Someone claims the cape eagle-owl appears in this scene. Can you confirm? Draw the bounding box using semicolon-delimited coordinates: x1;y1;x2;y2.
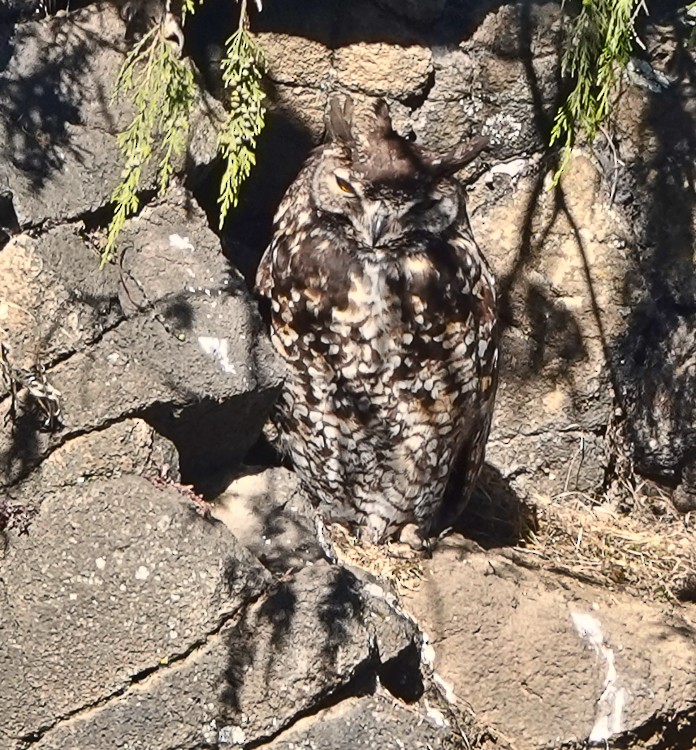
256;98;499;544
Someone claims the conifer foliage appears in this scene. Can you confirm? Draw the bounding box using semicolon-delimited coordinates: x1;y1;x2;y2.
106;0;265;263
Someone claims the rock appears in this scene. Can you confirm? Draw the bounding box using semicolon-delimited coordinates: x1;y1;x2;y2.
614;311;696;481
0;3;223;228
0;187;283;487
212;466;327;575
466;154;628;501
256;33;331;88
259;691;459;749
334;43;433;101
411;4;560;156
12;418;179;501
402;541;696;749
673;488;696;513
0;473;270;747
0;230;122;391
266;84;329;141
9;552;432;750
220;562;375;740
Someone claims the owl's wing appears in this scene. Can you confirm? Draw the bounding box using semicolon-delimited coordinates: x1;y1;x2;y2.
435;262;499;534
255;243;274;297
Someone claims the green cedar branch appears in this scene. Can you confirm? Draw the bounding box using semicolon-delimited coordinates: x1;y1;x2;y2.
104;26;196;266
217;0;266;229
550;0;647;186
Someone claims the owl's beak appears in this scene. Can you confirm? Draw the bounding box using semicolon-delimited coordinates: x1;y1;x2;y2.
367;205;388;247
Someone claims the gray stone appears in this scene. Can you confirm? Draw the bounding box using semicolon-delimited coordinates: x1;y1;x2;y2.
27;630;237;750
0;4;223;228
261;691;459;749
212;467;423;676
212;467;327;575
16;558;427;750
0;229;122;394
334;43;433;101
0;187;283;486
12;418;179;500
614;312;696;480
256;33;331;88
267;84;329;142
0;473;270;748
219;562;376;742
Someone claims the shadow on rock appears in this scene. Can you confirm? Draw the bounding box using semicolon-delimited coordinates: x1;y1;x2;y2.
1;394;48;487
611;13;696;497
216;562;381;743
454;462;538;549
0;17;119;195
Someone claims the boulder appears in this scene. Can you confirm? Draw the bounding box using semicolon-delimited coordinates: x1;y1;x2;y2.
0;472;270;748
0;187;283;487
259;691;460;749
0;3;222;228
402;540;696;749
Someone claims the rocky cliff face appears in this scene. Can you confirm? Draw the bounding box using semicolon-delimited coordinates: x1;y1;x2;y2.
0;2;694;750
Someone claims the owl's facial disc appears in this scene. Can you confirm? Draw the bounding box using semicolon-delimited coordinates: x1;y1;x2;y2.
401;180;460;235
354;186;458;249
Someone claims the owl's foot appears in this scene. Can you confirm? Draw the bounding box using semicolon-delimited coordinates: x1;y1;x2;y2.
397;523;430;553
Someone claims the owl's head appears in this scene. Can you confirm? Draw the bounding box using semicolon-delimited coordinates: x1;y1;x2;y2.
310;97;488;250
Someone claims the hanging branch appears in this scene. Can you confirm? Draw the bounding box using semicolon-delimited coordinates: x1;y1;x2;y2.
549;0;647;185
217;0;267;228
104;24;197;265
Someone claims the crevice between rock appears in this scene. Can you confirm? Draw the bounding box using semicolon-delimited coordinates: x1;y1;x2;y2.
242;653;380;749
16;594;265;748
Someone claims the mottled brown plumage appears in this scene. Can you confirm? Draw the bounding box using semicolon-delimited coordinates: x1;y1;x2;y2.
257;98;498;544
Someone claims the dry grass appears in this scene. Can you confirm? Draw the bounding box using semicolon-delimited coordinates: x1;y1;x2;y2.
328;523;424;594
324;478;695;605
516;481;696;603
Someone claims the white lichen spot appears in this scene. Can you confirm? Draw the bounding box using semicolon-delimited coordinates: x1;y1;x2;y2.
487;157;528;181
95;557;106;570
571;610;627;742
218;725;246;746
169;234;195;252
198;336;237;374
135;565;150;581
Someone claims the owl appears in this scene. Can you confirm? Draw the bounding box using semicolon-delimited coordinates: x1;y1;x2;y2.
256;98;499;545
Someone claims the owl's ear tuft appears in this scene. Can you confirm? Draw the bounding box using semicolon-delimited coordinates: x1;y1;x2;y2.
431;136;489;177
327;96;355;145
373;99;395;137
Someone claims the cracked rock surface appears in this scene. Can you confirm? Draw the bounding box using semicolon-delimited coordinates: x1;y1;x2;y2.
0;185;282;487
0;469;269;747
403;540;696;749
0;3;222;227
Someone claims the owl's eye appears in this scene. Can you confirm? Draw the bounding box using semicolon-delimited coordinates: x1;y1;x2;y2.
336;175;357;195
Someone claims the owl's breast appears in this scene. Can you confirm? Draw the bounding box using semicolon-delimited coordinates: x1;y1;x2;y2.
268;226;496;396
